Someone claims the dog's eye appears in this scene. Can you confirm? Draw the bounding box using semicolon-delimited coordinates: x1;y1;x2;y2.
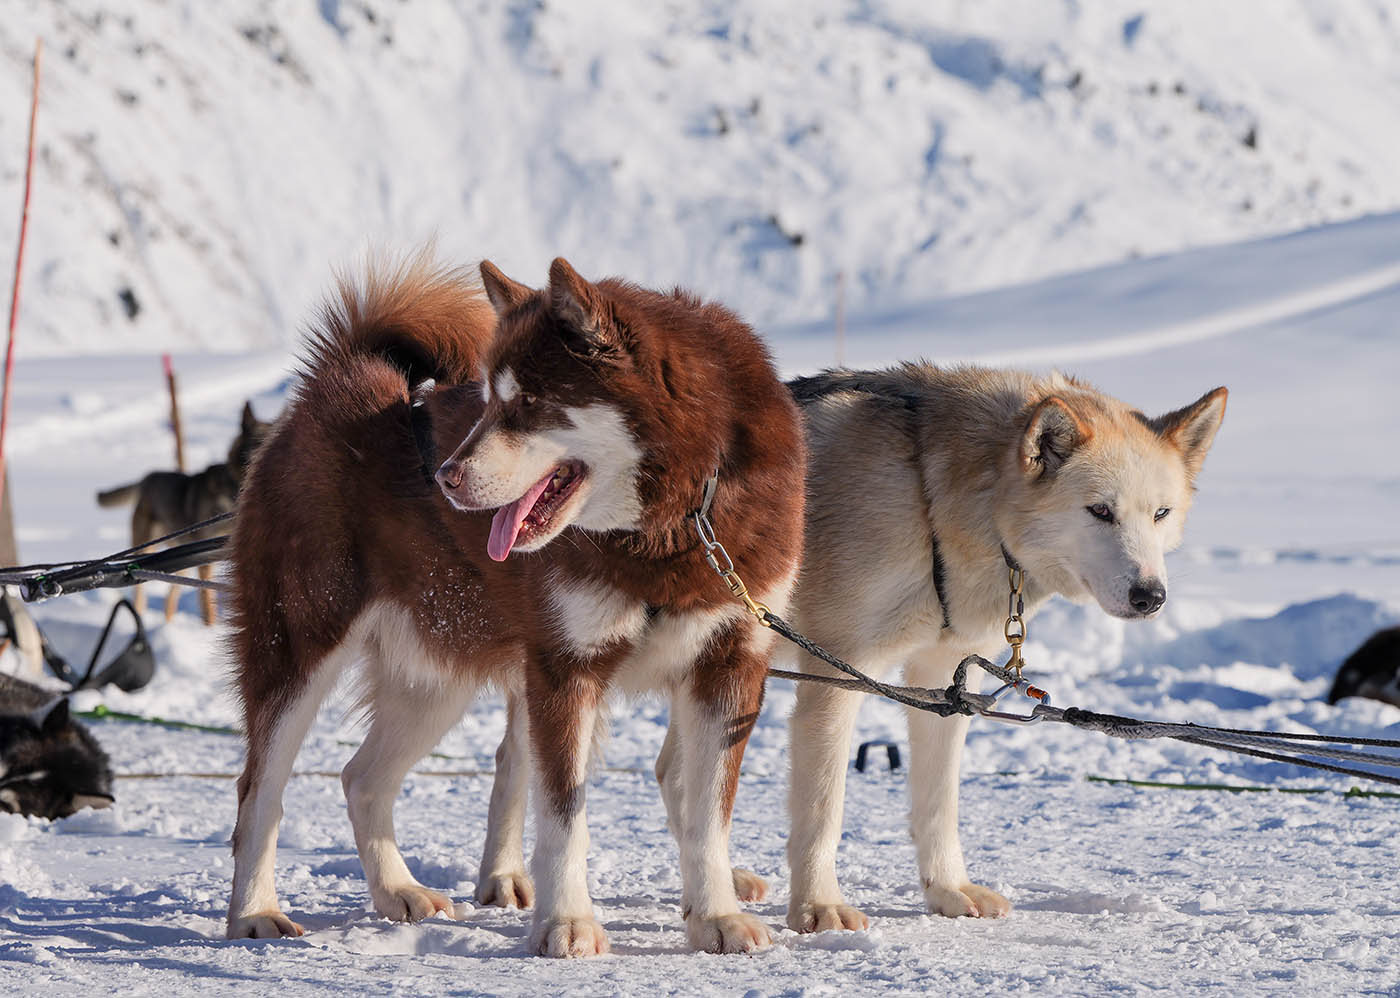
521;393;536;407
1086;503;1115;523
1154;507;1171;522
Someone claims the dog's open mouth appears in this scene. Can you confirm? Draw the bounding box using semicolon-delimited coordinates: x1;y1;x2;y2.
486;462;587;561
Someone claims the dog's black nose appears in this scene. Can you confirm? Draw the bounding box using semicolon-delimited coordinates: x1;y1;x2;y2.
435;461;464;490
1129;581;1166;615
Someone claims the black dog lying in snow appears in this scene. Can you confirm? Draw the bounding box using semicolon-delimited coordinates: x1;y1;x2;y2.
1327;627;1400;710
0;673;114;819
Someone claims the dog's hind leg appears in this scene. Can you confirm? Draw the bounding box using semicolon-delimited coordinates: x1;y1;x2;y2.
198;564;217;625
341;661;477;924
655;713;768;903
477;685;534;908
227;641;351;939
785;668;870;933
130;507;154;617
904;643;1010;919
164;576;182;622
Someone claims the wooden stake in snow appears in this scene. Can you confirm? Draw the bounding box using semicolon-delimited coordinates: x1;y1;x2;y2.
0;39;41;538
163;353;186;472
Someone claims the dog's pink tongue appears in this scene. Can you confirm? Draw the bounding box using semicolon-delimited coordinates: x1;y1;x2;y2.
486;472;555;562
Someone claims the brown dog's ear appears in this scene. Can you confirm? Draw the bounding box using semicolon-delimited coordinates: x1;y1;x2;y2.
548;257;618;353
1151;386;1227;478
241;401;257;432
479;260;532;314
1020;396;1091;477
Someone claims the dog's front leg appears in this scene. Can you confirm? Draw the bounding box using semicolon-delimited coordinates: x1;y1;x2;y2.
525;659;609;957
477;685;535;908
905;645;1011;919
673;625;772;954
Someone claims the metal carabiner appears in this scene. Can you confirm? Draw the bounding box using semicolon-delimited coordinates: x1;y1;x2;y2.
978;677;1053;725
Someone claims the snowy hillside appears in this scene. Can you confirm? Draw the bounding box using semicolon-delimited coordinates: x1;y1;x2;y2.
5;1;1400;353
3;209;1398;995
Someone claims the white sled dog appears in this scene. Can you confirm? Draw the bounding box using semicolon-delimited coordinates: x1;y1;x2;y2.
780;364;1226;932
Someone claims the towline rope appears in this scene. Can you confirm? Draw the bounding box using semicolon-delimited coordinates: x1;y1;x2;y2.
1;511;233;601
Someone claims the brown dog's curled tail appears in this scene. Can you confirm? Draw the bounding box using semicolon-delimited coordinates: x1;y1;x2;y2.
304;249;496;389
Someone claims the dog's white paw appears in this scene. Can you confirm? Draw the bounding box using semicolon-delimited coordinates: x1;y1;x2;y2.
731;867;769;903
476;870;535;909
686;912;772;953
371;883;457;923
226;909;305;939
786;901;869;934
531;916;611;957
924;881;1012;919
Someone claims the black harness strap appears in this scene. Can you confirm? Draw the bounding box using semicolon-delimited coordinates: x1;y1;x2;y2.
930;533;952;631
900;394;952;630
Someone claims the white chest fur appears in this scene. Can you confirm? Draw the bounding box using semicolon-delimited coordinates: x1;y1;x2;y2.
544;574;747;693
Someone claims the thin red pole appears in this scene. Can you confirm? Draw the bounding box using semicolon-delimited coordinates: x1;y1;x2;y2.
163;353;185;471
0;39;42;514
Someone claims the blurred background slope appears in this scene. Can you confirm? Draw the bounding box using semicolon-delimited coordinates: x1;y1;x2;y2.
4;0;1400;354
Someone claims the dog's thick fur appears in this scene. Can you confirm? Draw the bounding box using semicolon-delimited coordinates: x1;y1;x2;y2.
225;255;804;957
0;673;114;819
97;403;273;622
778;364;1226;932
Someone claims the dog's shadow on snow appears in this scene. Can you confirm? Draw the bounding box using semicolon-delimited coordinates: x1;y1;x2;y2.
0;885;235;968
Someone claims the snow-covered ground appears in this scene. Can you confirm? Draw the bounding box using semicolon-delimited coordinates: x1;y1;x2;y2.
2;209;1398;995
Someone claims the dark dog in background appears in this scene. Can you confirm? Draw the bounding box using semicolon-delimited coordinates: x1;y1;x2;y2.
1328;627;1400;709
97;402;273;623
0;672;114;819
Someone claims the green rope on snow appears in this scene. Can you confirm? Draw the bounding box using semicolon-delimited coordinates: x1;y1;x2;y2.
76;704;465;761
1085;774;1400;799
78;704;239;735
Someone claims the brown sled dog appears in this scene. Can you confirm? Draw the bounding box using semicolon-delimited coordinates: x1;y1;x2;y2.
97;403;272;623
225;256;804;957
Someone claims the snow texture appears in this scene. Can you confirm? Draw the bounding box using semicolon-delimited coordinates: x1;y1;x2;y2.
1;3;1399;996
4;1;1400;351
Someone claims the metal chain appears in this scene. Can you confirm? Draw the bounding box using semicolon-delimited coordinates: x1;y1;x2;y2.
1003;564;1027;680
691;476;772;625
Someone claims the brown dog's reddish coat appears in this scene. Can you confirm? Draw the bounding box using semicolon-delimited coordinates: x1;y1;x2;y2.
226;255;804;957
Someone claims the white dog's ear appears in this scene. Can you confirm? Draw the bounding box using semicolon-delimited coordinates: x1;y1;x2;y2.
548;257;619;353
479;260;532;314
1020;396;1090;476
1152;387;1228;478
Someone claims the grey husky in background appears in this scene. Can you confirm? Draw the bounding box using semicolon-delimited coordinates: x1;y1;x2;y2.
97;402;272;622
